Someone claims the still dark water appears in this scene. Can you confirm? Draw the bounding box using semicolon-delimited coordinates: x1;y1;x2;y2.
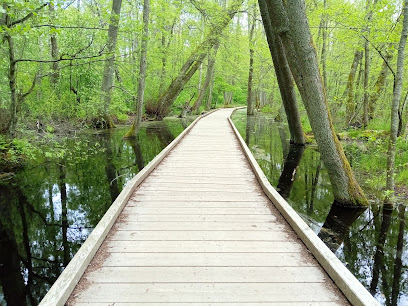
0;118;192;305
232;109;408;306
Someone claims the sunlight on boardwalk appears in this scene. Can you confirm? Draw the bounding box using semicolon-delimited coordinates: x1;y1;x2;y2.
68;109;349;305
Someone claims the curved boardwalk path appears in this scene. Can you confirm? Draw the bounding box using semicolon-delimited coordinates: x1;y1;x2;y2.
68;109;349;305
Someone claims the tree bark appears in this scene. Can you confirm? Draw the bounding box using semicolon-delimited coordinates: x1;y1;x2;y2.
153;0;244;119
398;90;408;136
49;2;59;87
258;0;305;145
320;0;328;93
368;51;393;120
246;5;256;116
342;50;363;123
192;40;220;113
386;0;408;200
363;39;370;127
265;0;367;206
5;33;18;136
124;0;150;138
100;0;123;128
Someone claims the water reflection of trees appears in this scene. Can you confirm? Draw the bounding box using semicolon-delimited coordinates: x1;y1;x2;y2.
0;121;186;305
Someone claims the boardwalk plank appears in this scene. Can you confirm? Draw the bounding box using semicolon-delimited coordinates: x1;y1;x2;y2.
102;252;318;267
106;240;304;253
73;283;342;303
111;230;292;241
84;266;327;283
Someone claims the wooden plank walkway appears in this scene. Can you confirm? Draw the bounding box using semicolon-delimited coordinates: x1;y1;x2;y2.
65;109;349;305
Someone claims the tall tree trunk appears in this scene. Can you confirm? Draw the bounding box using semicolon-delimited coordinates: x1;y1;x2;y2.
246;5;256;116
153;0;244;119
124;0;150;138
368;51;393;120
363;39;370;127
397;90;408;136
49;2;59;87
192;41;220;113
342;50;363;123
320;0;328;93
362;0;379;127
5;33;18;136
258;0;305;145
100;0;123;128
265;0;367;206
386;0;408;201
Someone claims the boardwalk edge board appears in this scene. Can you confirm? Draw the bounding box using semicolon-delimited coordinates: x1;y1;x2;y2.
39;110;218;306
228;108;380;306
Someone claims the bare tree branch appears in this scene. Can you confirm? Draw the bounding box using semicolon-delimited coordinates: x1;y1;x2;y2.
11;3;49;26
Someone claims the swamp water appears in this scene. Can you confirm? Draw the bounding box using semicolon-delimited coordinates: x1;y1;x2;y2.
232;109;408;306
0;118;192;305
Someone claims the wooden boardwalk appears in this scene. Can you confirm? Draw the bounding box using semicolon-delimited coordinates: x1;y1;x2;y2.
41;109;378;305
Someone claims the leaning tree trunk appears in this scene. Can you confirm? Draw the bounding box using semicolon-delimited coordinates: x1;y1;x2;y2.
265;0;367;206
386;0;408;203
100;0;123;128
368;51;393;120
342;50;363;123
191;40;220;114
124;0;150;138
5;33;18;136
258;0;305;145
246;5;256;116
154;0;244;119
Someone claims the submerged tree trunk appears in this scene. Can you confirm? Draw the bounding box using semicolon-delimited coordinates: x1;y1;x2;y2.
386;0;408;201
153;0;244;119
124;0;150;138
264;0;367;206
246;5;256;116
258;0;305;145
100;0;123;128
192;41;220;114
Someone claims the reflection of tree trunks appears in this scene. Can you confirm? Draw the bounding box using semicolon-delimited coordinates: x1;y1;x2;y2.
369;206;392;295
391;205;406;306
126;137;145;172
278;126;289;159
245;115;255;145
103;137;120;204
318;201;366;252
16;189;35;305
0;186;27;306
309;160;321;212
146;123;175;147
277;145;305;199
58;163;70;267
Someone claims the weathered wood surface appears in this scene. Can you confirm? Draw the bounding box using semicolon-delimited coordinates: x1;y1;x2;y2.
68;109;350;305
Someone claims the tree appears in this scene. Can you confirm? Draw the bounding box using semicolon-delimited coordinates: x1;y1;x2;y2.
246;4;257;116
258;0;305;145
100;0;123;128
385;0;408;203
0;2;48;136
263;0;367;206
124;0;150;138
150;0;244;119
